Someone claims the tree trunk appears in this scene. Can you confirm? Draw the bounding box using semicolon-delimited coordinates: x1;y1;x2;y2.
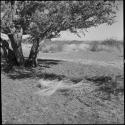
1;38;19;71
0;40;8;62
27;38;40;67
7;29;24;66
1;1;25;68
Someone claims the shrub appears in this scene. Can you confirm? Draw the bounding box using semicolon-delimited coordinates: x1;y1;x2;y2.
89;41;100;52
40;44;63;53
101;39;123;48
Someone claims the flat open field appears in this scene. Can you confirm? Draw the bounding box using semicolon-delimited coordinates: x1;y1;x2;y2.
2;41;124;124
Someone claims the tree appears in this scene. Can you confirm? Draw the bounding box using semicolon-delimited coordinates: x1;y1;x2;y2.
1;1;118;67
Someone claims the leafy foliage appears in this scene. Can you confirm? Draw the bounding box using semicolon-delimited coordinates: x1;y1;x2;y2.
1;1;118;40
0;1;119;67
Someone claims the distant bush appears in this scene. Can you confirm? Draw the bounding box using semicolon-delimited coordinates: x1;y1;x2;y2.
63;44;78;52
67;40;85;45
101;39;123;50
89;41;100;52
89;39;123;52
40;44;63;53
38;39;123;53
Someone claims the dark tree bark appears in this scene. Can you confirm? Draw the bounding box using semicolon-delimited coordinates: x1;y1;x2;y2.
1;38;18;71
27;37;40;67
7;28;24;66
0;38;8;62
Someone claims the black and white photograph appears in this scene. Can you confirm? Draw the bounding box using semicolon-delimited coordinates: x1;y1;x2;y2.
1;1;124;124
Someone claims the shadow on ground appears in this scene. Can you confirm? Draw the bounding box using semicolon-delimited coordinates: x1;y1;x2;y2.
37;59;61;68
1;58;84;83
85;75;124;99
1;58;124;99
1;58;66;80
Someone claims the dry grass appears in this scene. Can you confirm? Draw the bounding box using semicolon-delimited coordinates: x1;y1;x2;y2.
1;38;124;124
1;58;124;124
37;39;123;53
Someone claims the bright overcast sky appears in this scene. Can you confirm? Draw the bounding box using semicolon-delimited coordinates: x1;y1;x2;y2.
53;1;123;41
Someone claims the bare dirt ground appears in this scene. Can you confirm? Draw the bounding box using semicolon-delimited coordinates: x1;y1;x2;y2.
2;46;124;124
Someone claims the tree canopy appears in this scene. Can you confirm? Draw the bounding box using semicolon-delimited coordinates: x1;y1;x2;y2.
1;1;118;40
0;1;119;68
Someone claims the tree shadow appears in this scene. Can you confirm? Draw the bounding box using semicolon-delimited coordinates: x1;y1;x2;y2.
7;71;66;81
85;76;112;86
37;59;61;65
1;58;85;86
69;78;83;84
1;58;66;81
85;75;124;100
37;58;63;68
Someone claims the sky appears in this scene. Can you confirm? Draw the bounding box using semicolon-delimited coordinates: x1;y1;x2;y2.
53;1;123;41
